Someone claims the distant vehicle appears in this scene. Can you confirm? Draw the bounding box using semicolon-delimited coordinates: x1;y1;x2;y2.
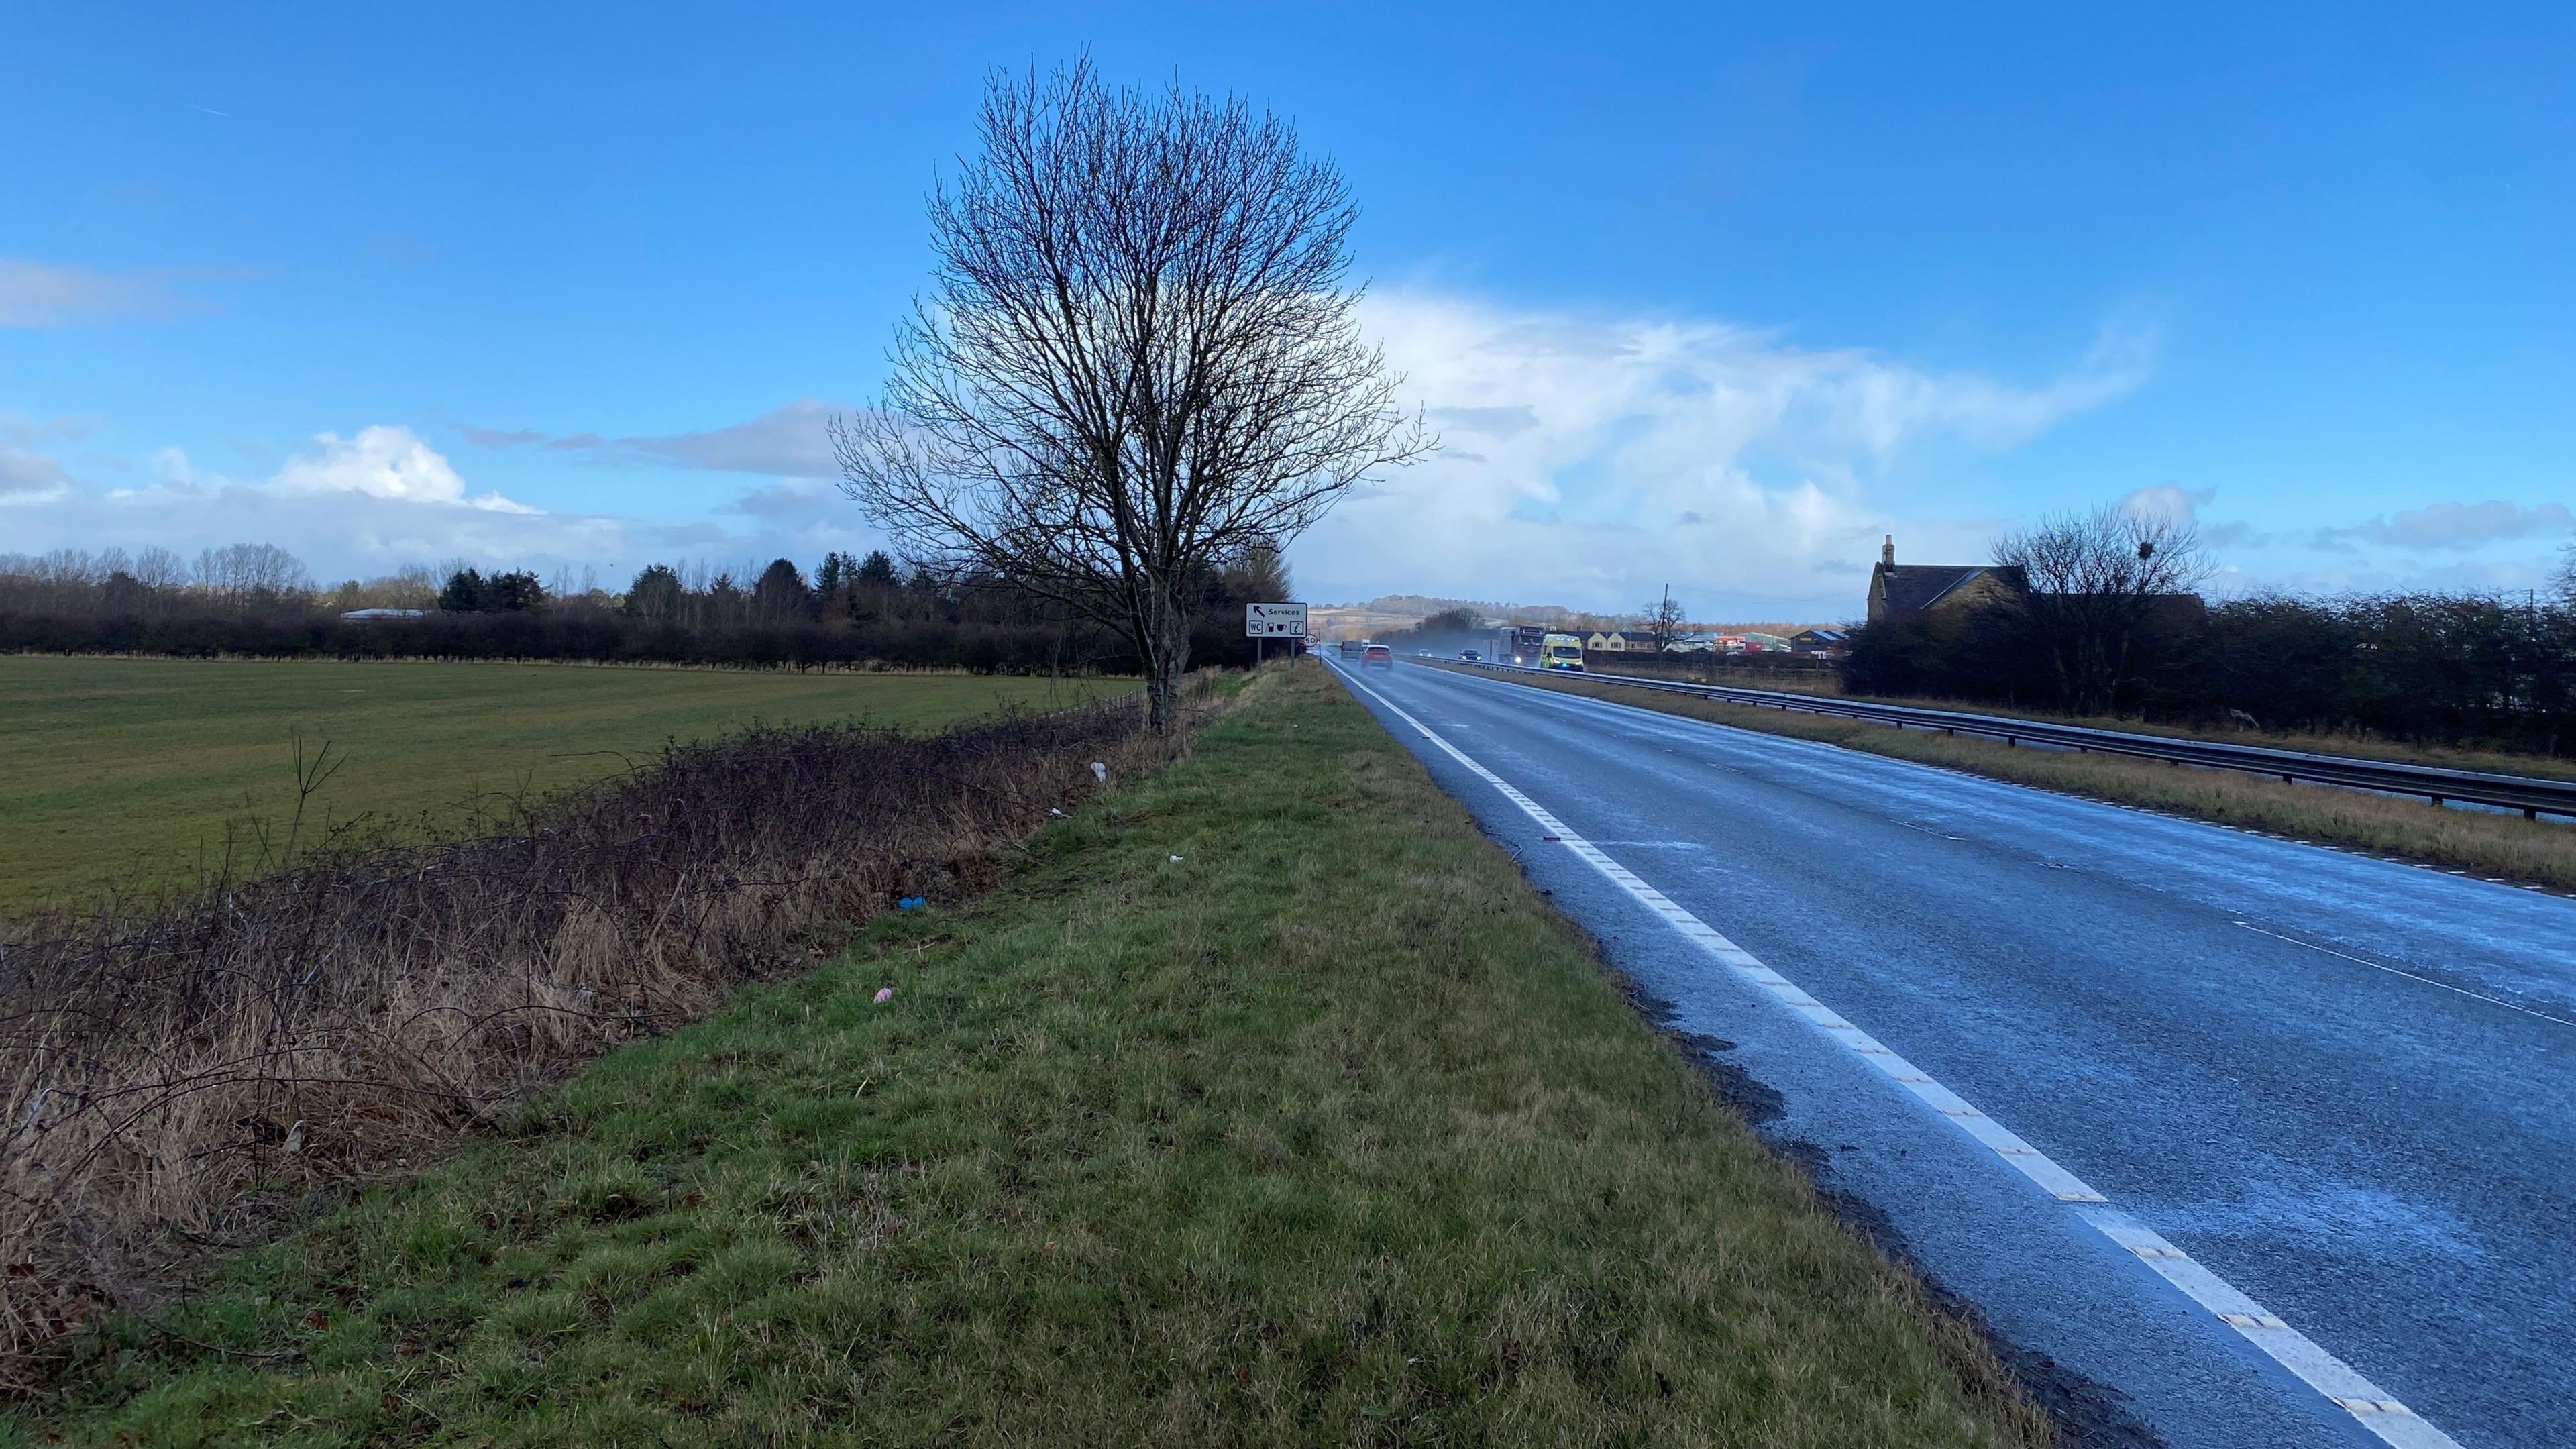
1509;624;1549;665
1460;649;1480;662
1541;632;1585;671
1338;639;1362;657
1362;643;1393;669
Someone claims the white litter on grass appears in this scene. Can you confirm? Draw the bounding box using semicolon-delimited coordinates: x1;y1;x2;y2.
1169;855;1183;863
1090;761;1108;783
1049;808;1064;816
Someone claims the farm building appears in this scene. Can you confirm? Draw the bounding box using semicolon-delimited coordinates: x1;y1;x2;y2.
1865;536;2029;625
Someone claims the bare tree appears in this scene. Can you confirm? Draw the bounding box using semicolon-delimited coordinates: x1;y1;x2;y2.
2554;541;2575;608
1991;503;2212;714
833;58;1430;729
1638;585;1686;653
131;546;189;590
193;543;313;601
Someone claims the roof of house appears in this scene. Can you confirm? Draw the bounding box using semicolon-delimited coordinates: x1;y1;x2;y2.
1874;564;2027;616
1792;627;1849;643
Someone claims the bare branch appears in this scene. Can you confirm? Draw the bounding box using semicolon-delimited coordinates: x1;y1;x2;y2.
837;59;1431;727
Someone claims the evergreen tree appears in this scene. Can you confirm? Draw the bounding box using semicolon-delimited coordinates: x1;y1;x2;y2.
438;568;487;612
625;564;683;621
753;558;812;622
487;570;547;611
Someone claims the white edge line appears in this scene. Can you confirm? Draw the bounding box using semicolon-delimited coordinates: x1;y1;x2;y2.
1433;659;2575;902
1332;661;2463;1449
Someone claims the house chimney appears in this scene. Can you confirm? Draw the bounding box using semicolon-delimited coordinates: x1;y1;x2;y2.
1881;534;1895;567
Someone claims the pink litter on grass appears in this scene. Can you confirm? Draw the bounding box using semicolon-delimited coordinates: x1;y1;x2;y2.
873;987;894;1004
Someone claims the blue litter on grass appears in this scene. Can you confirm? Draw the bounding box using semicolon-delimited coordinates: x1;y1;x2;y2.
897;896;926;910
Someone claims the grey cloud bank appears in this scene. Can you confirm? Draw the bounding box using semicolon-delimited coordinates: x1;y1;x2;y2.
0;258;222;327
2323;500;2576;551
460;398;845;479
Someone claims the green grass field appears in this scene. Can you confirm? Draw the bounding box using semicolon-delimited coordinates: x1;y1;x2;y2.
9;662;2039;1447
0;656;1135;916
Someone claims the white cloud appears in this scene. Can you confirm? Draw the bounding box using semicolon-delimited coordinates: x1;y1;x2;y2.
266;425;532;511
1289;290;2153;618
2115;483;2214;527
4;421;890;582
151;446;198;490
18;427;620;576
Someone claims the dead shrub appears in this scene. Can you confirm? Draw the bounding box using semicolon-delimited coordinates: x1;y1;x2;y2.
0;682;1208;1385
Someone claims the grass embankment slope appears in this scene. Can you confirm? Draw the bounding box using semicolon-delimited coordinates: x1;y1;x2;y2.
11;661;2040;1448
0;656;1133;914
1428;660;2576;892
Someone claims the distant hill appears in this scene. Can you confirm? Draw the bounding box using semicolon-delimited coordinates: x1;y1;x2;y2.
1352;594;1575;621
1309;594;1835;642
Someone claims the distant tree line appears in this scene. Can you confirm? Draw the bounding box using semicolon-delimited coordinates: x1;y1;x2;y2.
1845;515;2576;756
0;541;1297;675
1373;607;1485;655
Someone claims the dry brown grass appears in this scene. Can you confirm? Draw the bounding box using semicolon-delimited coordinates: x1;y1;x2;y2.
0;681;1218;1384
1432;663;2576;892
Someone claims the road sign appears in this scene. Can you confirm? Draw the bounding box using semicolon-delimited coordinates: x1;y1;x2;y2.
1245;602;1308;637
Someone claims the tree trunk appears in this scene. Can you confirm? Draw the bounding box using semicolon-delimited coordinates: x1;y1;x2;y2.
1140;582;1193;734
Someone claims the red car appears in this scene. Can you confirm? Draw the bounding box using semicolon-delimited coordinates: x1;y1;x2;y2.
1362;643;1393;669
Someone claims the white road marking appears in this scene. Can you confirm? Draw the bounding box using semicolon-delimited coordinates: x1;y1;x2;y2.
1424;658;2576;901
1336;661;2465;1449
2231;920;2575;1030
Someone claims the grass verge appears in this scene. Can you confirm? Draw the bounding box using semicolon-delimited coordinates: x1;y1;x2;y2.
6;661;2044;1448
2;690;1191;1381
0;655;1134;915
1424;661;2576;893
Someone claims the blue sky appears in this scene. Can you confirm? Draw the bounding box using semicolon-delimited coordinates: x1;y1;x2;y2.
5;2;2572;619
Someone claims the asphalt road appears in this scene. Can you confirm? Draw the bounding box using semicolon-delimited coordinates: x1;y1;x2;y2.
1328;656;2575;1449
